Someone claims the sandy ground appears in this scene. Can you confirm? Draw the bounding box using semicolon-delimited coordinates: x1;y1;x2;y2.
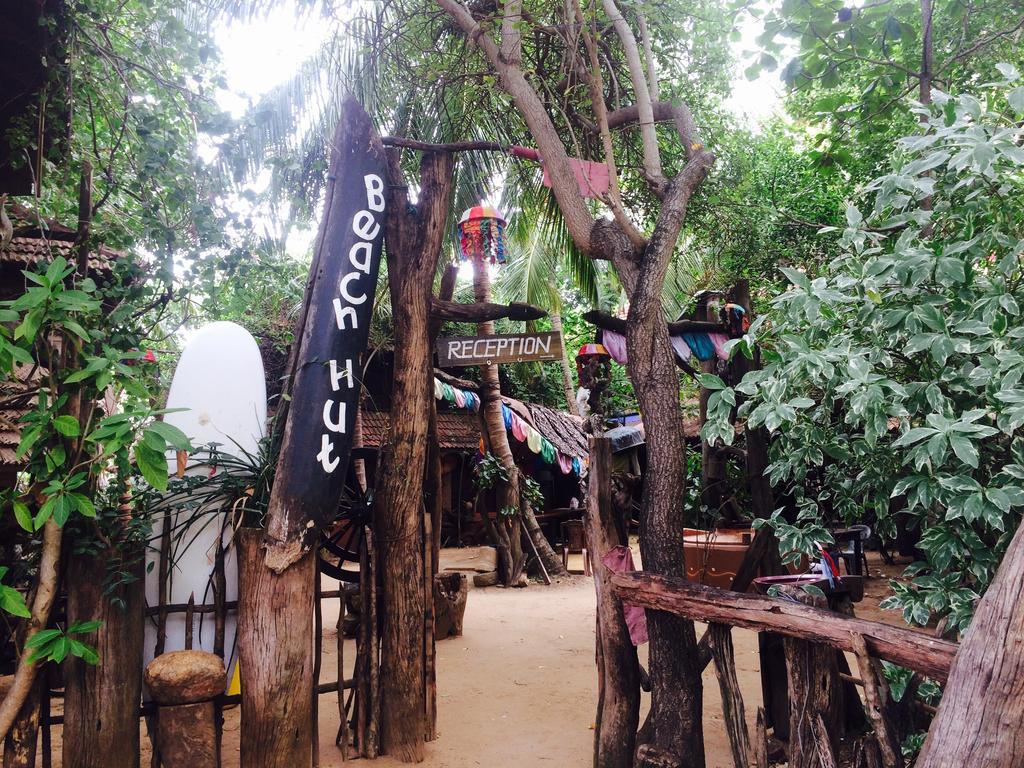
223;555;765;768
43;552;912;767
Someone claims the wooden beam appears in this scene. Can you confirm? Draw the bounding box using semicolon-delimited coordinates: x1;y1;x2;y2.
430;298;547;323
610;572;957;682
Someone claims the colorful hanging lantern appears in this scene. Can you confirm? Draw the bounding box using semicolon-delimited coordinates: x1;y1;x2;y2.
458;205;508;265
575;342;610;380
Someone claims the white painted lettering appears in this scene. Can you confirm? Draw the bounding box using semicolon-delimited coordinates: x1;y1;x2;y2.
364;174;385;212
333;299;358;330
323;400;347;433
317;434;339;473
329;359;354;391
339;272;367;305
349;241;373;273
352;210;380;240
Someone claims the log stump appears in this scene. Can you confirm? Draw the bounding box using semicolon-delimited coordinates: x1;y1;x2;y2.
433;572;468;639
144;650;226;768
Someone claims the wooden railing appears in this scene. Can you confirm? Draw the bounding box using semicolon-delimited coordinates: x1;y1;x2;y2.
611;572;956;768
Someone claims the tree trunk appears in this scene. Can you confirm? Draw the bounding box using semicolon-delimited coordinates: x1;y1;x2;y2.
237;529;315;768
471;261;526;586
917;520;1024;767
585;436;641;768
698;293;726;519
63;544;144;768
618;245;705;767
708;623;751;768
373;149;454;762
552;312;579;416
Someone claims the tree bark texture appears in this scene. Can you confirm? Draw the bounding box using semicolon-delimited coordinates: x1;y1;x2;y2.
1;677;40;768
917;520;1024;766
708;623;751;768
237;529;315;768
611;572;956;682
373;148;454;762
472;262;525;586
62;545;144;768
615;160;713;768
782;587;842;768
153;702;218;768
585;436;641;768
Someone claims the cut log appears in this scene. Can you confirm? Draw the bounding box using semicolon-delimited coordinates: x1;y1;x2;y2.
237;528;315;768
145;651;225;768
433;573;468;639
611;572;956;681
917;518;1024;767
584;436;640;768
708;623;751;768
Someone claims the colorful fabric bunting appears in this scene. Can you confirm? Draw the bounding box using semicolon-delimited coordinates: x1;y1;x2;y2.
708;332;730;361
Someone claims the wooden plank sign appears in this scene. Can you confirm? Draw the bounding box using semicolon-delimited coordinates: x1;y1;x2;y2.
436;331;562;367
263;99;388;570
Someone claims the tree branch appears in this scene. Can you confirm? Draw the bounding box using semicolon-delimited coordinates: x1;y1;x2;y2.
568;0;646;246
0;520;62;741
431;298;548;322
600;0;667;191
435;0;596;254
583;309;724;335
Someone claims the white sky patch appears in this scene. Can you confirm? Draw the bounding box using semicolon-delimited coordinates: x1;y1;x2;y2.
724;6;787;128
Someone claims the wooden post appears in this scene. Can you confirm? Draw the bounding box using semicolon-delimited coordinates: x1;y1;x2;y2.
237;529;315;768
753;708;769;768
781;586;842;768
917;519;1024;767
62;545;145;768
708;623;751;768
373;148;453;761
851;633;903;768
144;650;226;768
584;436;641;768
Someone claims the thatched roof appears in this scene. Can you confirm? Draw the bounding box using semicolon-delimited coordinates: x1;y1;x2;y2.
1;235;121;274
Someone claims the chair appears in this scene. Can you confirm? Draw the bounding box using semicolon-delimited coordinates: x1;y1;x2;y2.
560;519;591;576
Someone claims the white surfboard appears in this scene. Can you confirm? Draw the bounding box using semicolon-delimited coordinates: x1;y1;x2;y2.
143;321;267;691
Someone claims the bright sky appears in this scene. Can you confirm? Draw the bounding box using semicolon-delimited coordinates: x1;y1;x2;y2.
210;2;786;254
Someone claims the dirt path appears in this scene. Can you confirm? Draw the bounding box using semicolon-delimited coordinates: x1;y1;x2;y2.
303;574;761;768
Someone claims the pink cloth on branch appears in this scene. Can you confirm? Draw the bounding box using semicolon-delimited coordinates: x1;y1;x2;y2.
600;546;648;645
602;330;628;364
709;332;730;361
670;335;692;362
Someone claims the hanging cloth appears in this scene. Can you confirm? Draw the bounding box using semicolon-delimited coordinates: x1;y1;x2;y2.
572;457;582;475
511;413;529;442
670;336;692;363
454;388;466;408
502;404;513;429
434;378;443;399
557;452;574;474
466;392;479;411
681;332;715;361
708;333;730;361
526;427;542;454
540;438;557;464
601;546;649;645
602;330;628;364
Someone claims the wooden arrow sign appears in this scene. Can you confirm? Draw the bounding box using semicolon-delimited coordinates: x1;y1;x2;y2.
436;331;562;367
